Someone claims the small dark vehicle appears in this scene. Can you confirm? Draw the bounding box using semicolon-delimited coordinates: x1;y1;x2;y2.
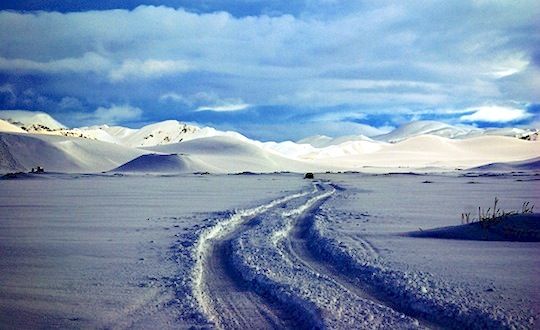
304;172;314;179
30;166;45;173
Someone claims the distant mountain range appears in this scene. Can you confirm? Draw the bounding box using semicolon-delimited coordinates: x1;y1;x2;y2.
0;110;538;174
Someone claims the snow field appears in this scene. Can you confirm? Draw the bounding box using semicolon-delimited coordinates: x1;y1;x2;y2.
308;205;518;329
311;173;540;329
0;174;308;328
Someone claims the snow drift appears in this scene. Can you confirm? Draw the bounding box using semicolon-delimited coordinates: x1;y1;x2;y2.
469;156;540;172
408;213;540;242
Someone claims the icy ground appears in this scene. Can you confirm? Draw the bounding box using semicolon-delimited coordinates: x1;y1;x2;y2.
0;172;538;329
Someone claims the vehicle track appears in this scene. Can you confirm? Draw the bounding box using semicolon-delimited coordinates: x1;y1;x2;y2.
281;188;440;329
193;190;315;329
201;222;307;329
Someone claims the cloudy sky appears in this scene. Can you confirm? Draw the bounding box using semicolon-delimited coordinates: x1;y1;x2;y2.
0;1;539;141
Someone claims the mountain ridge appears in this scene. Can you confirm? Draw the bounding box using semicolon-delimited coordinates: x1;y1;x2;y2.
0;111;538;174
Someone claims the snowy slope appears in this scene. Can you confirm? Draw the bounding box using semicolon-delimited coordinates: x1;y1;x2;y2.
307;135;539;170
0;132;148;173
77;120;248;148
1;111;538;173
469;156;540;172
374;120;537;143
261;141;318;159
0;110;66;130
298;134;375;148
374;121;478;142
111;153;218;174
0;119;27;133
149;136;320;173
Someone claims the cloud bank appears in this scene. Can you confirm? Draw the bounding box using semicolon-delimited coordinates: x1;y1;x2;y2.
0;2;538;140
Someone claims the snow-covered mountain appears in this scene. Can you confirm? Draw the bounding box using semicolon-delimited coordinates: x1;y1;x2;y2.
111;153;219;174
0;119;27;133
149;136;321;173
297;134;374;148
0;111;538;174
373;121;536;143
0;133;147;173
373;121;478;142
79;120;210;148
0;110;66;131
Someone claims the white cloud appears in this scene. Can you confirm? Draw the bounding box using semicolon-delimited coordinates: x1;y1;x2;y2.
0;83;16;104
58;97;83;110
159;92;189;103
94;105;143;123
161;91;250;112
487;55;529;78
73;104;143;125
109;59;191;82
0;3;537;134
196;102;250;112
0;52;111;74
460;105;531;122
0;53;191;82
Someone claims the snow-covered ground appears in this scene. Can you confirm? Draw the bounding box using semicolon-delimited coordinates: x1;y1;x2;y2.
313;172;540;328
0;174;309;328
1;172;538;328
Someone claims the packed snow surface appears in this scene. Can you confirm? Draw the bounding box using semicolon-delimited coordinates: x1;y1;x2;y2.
1;172;538;328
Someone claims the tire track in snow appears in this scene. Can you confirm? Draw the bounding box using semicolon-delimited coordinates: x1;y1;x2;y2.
192;189;313;329
279;186;440;329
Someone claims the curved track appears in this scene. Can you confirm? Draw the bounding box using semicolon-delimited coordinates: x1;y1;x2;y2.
195;183;435;329
193;191;314;329
200;216;308;329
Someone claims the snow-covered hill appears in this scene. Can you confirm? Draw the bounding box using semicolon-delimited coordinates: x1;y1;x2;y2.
469;156;540;172
0;119;27;133
374;121;479;142
0;132;148;173
111;153;218;174
297;134;374;148
323;135;538;170
149;136;320;173
373;121;536;143
77;120;249;148
0;111;538;174
0;110;66;131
